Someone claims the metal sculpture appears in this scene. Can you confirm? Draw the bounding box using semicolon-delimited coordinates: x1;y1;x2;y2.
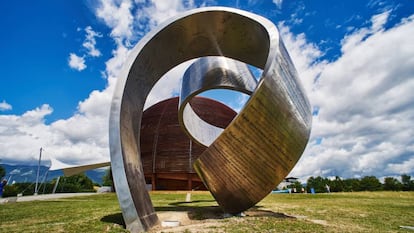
109;7;311;232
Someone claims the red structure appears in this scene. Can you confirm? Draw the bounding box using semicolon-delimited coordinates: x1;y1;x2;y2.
140;96;236;190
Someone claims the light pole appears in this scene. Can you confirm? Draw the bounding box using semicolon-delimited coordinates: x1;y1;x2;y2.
34;147;42;195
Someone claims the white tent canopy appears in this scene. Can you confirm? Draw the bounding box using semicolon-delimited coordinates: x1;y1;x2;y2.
49;157;110;176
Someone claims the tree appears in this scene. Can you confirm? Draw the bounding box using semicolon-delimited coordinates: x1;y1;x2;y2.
329;176;345;192
383;177;402;191
3;184;18;197
102;167;113;187
287;181;303;192
360;176;382;191
59;173;94;193
307;176;329;193
401;174;414;191
0;165;5;179
343;178;361;192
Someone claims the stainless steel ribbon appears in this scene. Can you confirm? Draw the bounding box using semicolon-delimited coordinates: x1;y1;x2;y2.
109;7;311;232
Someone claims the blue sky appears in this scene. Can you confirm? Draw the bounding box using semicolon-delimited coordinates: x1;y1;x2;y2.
1;0;413;181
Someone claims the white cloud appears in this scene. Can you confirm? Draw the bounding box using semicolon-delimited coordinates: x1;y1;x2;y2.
137;0;193;30
96;0;134;41
0;100;12;111
289;12;414;179
386;157;414;175
83;26;102;57
67;26;102;71
371;10;390;32
273;0;283;9
340;10;390;53
0;102;109;164
0;105;54;162
102;40;130;80
68;53;87;71
97;0;196;107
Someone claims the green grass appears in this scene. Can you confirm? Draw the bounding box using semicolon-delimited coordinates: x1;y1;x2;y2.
0;192;413;232
0;194;127;233
253;192;414;233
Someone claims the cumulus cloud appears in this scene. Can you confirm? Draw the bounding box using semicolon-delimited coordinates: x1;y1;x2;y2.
340;10;390;53
97;0;194;105
0;105;54;162
96;0;195;44
0;100;12;111
83;26;102;57
68;26;102;71
101;40;130;80
0;102;109;164
68;53;86;71
96;0;134;41
289;12;414;179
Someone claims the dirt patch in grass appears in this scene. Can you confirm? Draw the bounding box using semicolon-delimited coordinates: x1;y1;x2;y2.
150;207;294;233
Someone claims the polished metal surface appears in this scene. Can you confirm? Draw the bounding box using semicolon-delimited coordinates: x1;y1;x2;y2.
179;56;257;146
109;7;311;232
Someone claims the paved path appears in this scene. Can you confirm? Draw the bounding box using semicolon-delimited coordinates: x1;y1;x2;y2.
0;192;98;204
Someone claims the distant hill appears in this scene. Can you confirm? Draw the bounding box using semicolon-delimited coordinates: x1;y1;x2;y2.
0;163;107;185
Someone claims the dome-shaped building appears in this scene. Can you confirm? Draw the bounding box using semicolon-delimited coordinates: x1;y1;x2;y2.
140;96;236;190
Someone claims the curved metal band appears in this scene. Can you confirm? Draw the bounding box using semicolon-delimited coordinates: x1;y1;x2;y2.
109;7;311;231
178;56;258;147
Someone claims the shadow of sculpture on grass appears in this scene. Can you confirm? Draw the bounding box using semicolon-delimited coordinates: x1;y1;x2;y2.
245;206;295;219
101;213;125;228
101;204;293;227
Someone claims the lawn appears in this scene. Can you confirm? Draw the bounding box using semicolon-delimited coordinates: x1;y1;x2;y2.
0;191;412;232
